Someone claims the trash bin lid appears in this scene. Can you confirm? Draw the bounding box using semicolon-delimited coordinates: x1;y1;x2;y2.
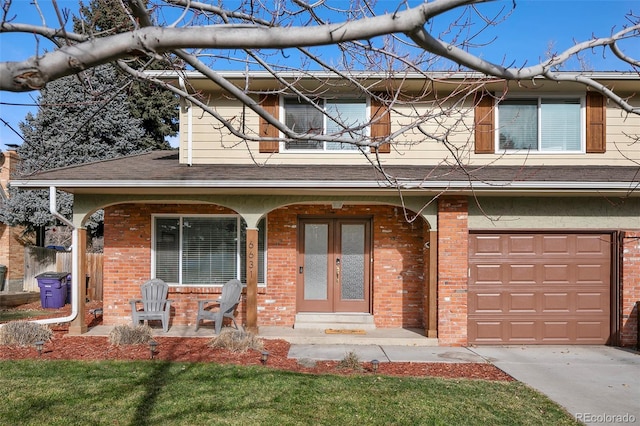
36;272;70;279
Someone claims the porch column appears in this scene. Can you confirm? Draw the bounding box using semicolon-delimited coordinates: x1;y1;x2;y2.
68;227;87;335
245;228;258;333
427;230;438;338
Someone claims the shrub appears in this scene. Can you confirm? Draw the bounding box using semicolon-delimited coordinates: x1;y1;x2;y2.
337;350;363;371
209;329;264;353
108;324;153;346
0;321;53;346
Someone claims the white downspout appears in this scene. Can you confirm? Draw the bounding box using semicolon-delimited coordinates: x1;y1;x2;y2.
32;186;78;325
178;76;193;166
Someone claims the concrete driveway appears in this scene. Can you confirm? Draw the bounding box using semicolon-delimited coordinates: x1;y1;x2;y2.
469;346;640;424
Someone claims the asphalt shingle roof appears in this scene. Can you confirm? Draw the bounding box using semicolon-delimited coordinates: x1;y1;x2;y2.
12;150;640;191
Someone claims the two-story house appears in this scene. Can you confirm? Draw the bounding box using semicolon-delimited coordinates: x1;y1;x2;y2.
12;71;640;347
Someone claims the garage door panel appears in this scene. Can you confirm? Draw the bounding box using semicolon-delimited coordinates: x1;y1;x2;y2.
471;235;503;255
509;293;537;312
542;293;570;312
509;264;537;282
576;322;609;341
472;293;503;312
543;264;571;282
576;264;608;282
473;264;503;283
576;293;609;312
576;235;609;255
509;321;537;341
542;235;571;254
542;321;571;340
468;233;611;345
508;235;537;255
471;321;503;342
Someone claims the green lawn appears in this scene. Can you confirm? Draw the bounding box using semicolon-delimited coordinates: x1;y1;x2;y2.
0;310;52;322
0;360;579;425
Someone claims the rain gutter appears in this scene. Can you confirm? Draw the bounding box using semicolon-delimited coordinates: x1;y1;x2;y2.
179;76;193;166
31;187;79;325
8;179;640;193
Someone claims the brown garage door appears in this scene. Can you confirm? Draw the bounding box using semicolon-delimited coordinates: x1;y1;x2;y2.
468;233;611;345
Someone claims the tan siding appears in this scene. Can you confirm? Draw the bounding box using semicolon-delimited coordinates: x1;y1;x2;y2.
179;92;640;167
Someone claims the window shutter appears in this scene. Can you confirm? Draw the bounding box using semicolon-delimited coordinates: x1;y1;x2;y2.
474;91;495;154
586;92;606;153
370;96;391;154
259;94;280;153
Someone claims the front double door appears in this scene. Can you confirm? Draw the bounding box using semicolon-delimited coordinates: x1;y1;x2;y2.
297;218;371;313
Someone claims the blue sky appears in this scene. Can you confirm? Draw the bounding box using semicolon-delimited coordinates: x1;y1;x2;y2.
1;0;638;148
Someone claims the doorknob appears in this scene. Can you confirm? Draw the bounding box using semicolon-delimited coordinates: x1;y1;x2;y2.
335;258;340;279
299;266;303;274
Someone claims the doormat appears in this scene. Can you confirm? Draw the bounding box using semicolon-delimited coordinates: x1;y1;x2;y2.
325;329;366;335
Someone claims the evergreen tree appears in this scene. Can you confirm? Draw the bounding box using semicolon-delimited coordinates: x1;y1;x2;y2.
74;0;179;150
0;1;179;241
0;65;145;235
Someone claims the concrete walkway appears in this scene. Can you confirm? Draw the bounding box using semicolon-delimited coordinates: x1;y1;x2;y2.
288;344;485;363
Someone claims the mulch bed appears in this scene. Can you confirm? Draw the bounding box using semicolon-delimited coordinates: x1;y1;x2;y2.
0;301;513;381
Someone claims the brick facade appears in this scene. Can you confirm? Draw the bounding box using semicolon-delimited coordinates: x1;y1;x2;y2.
621;231;640;347
436;197;469;346
101;198;637;347
102;203;429;330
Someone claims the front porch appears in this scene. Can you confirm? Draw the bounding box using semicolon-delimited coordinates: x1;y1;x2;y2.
83;324;436;346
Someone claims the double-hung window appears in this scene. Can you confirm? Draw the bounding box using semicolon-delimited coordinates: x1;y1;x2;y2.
153;215;265;286
283;97;367;151
497;96;583;152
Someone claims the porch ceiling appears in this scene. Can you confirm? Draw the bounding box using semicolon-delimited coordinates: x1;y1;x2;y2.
9;150;640;197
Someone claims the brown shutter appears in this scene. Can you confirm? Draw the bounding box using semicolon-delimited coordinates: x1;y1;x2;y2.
370;96;391;154
259;94;279;153
474;91;495;154
586;92;606;153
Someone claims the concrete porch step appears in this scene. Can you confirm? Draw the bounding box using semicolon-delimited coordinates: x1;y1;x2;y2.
294;313;376;331
260;326;437;346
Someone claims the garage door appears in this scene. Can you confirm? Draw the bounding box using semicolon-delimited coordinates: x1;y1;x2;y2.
468;233;611;345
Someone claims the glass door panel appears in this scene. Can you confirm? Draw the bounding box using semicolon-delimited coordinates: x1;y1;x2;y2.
303;223;329;300
339;223;365;300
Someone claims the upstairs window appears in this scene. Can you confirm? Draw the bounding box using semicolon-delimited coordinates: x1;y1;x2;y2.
283;98;367;151
497;97;583;152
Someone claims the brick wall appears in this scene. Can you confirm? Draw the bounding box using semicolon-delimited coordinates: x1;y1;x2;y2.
437;197;469;346
103;203;428;329
621;230;640;347
103;204;240;327
0;151;25;291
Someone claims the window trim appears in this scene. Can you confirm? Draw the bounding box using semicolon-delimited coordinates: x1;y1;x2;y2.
495;93;586;154
279;95;371;153
151;213;267;287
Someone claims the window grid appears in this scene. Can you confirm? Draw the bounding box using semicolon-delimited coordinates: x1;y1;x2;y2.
496;95;584;153
152;214;266;286
282;97;368;152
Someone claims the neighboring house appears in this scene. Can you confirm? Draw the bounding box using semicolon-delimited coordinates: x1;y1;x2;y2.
11;72;640;347
0;150;27;292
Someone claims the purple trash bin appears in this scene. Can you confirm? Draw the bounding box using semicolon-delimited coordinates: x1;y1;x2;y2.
36;272;69;309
